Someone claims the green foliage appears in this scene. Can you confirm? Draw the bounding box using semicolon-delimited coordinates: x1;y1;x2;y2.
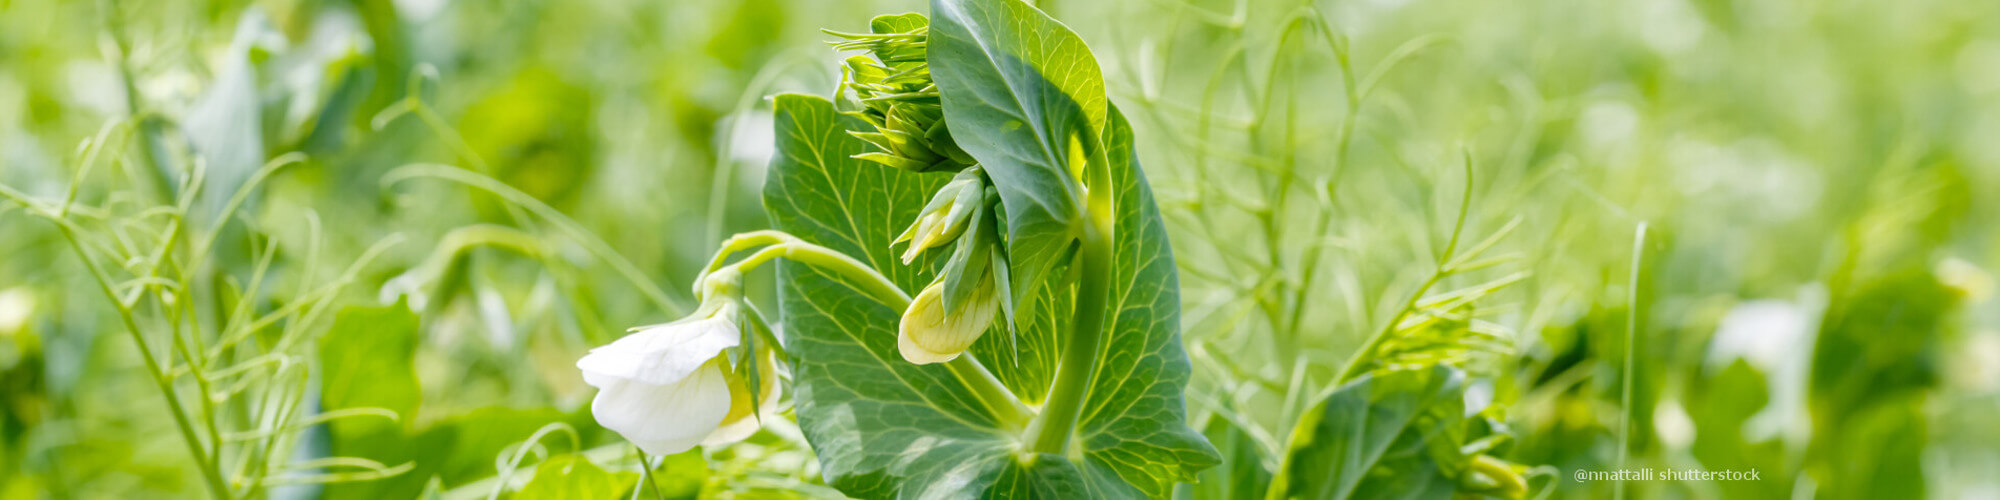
764;87;1214;495
1178;416;1272;500
1269;365;1468;500
515;454;638;499
1807;269;1960;500
5;0;2000;497
927;0;1109;317
319;304;422;443
1684;361;1790;500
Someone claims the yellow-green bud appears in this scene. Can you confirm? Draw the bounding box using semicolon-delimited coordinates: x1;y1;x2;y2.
898;270;1001;364
894;170;985;264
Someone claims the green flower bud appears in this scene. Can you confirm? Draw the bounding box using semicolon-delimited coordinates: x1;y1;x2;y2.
898;266;1001;365
894;169;985;264
826;13;976;173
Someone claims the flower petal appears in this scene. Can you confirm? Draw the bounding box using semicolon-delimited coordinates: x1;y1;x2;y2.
590;359;734;456
702;351;783;448
577;312;740;387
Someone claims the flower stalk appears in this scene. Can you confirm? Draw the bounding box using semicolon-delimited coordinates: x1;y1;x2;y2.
696;230;1033;429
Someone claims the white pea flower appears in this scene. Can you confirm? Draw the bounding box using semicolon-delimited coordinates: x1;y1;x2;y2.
703;347;782;448
898;274;1001;364
577;303;748;456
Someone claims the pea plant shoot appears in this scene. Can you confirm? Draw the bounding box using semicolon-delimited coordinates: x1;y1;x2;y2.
582;1;1218;496
569;0;1540;498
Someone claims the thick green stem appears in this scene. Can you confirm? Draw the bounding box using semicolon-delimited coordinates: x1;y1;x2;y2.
1023;220;1113;455
947;353;1034;430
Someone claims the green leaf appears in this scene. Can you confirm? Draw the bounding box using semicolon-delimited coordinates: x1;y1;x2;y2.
1685;360;1792;499
1269;365;1468;500
318;303;421;499
319;303;422;444
184;10;270;220
928;0;1109;320
764;94;1213;497
1807;269;1957;500
870;12;930;35
1070;106;1219;495
765;93;952;291
325;406;583;498
516;454;638;499
1175;415;1272;500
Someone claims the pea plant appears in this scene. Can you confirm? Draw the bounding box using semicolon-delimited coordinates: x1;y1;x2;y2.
574;0;1534;498
582;1;1215;496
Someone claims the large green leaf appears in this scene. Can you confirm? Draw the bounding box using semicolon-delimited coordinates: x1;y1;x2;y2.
1268;366;1468;500
764;93;1213;497
767;93;1010;498
927;0;1108;318
1071;106;1218;496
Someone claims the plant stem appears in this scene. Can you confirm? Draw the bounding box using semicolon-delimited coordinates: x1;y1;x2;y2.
1023;220;1113;455
1331;152;1475;385
947;353;1034;430
1614;222;1647;500
57;225;234;499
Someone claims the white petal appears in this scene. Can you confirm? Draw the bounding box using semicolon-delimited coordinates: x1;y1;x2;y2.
590;360;734;456
577;316;740;387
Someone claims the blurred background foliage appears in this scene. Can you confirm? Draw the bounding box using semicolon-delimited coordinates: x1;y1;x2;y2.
1;0;1997;498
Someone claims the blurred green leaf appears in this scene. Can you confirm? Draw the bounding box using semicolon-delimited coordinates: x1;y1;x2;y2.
319;303;421;441
1807;269;1959;500
184;10;271;219
515;454;637;499
1177;415;1271;500
1685;360;1790;499
1269;365;1467;500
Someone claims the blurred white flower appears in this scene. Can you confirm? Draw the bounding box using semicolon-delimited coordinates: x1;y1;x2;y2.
1936;257;1993;303
577;306;743;456
899;277;1000;364
1707;288;1824;445
0;287;33;336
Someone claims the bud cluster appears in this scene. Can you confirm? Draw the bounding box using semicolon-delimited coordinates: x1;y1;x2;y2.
827;13;976;173
895;168;1014;364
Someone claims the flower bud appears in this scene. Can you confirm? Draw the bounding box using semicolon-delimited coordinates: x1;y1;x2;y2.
894;170;984;264
827;13;976;173
898;271;1001;364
